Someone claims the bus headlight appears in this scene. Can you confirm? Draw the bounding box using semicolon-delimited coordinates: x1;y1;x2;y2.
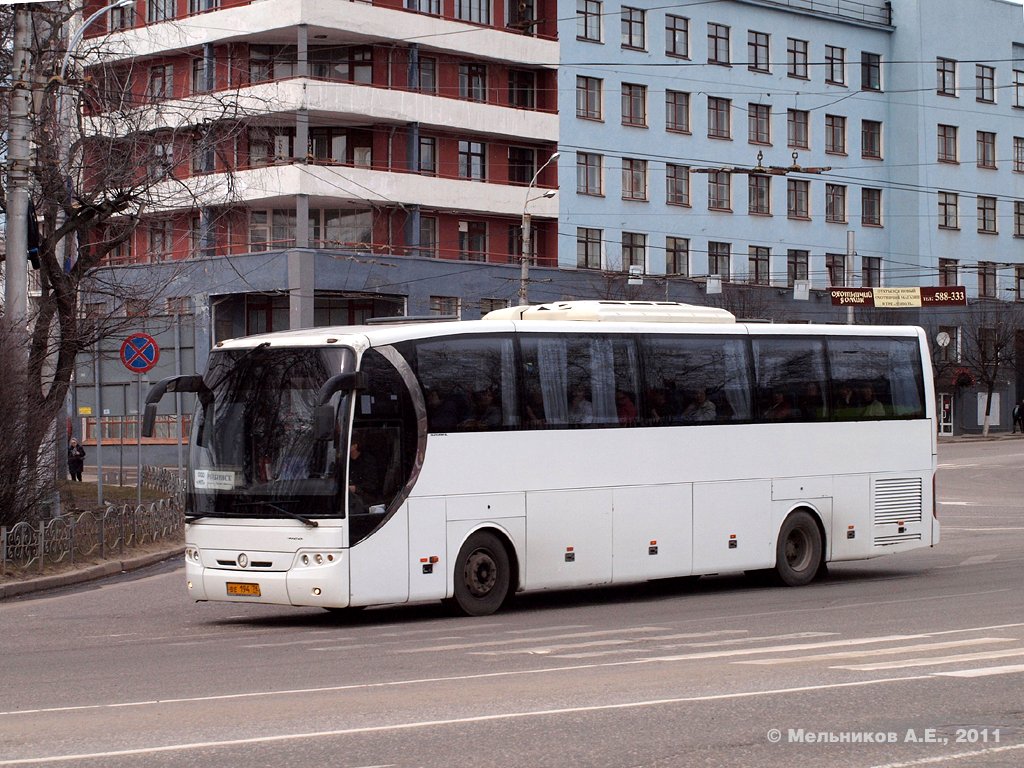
185;546;201;563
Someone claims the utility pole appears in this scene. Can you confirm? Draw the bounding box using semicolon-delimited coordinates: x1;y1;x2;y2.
4;5;34;330
846;230;856;325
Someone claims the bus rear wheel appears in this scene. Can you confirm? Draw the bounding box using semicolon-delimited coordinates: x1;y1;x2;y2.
774;511;822;587
452;531;511;617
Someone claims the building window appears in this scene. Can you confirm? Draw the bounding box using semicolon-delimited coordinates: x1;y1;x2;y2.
666;15;689;58
622;7;646;50
826;184;847;223
458;140;486;180
787;249;808;287
708;96;731;138
862;188;882;226
708;241;731;280
459;63;487;102
621;83;647;127
418;136;437;175
937;325;960;362
455;0;490;24
479;298;508;316
407;0;441;14
937;58;957;96
825;114;846;154
508;146;536;185
192;58;210;94
977;131;997;168
787;38;808;78
708;171;731;210
458;220;487;261
110;3;136;29
148;139;174;180
666;164;690;206
826;253;846;286
938;258;958;286
1016;267;1024;301
577;0;602;42
788;109;809;148
976;64;996;103
748;31;769;73
938;192;959;229
1014;137;1024;171
577;227;602;268
861;52;881;91
430;295;460;316
787;179;809;219
148;64;174;100
978;261;997;297
148;220;174;261
1016;201;1024;237
977;196;997;233
622;232;646;269
938;124;958;163
825;45;845;85
622;158;648;200
666;236;689;275
1016;70;1024;107
419;216;437;257
576;76;602;120
413;56;437;93
862;256;881;287
862;120;882;159
148;0;175;23
748;246;770;285
748;175;770;215
665;90;690;133
708;22;730;65
577;152;603;195
508;69;536;109
748;103;771;144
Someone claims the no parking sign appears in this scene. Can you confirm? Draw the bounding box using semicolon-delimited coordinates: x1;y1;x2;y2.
120;333;160;374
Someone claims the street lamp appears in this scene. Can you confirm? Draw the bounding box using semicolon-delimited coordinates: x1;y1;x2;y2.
519;151;560;305
59;0;136;81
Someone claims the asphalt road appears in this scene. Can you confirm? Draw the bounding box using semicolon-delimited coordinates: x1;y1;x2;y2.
1;440;1022;767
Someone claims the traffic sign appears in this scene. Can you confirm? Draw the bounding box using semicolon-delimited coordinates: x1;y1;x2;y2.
120;333;160;374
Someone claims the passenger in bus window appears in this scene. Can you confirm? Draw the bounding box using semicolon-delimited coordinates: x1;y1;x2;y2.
425;389;461;431
834;384;860;420
568;385;594;425
459;388;502;430
616;389;638;426
860;384;886;418
799;382;826;420
764;391;793;420
644;387;671;425
525;388;546;428
681;387;716;422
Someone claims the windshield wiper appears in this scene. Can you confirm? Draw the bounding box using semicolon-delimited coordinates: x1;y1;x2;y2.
233;500;319;527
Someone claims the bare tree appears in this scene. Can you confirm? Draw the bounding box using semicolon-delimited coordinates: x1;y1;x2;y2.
955;301;1024;436
1;3;259;523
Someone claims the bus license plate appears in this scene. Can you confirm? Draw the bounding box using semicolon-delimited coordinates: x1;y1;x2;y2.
226;582;261;597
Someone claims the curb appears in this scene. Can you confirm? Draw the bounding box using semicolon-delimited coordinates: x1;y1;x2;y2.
0;546;184;601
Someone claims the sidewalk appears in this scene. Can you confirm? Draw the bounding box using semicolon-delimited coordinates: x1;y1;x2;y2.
0;543;183;601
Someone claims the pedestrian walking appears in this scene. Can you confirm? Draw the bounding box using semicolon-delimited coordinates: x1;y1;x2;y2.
1014;400;1024;434
67;438;86;482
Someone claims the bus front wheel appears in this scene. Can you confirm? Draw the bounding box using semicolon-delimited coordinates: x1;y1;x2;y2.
774;511;822;587
452;531;511;616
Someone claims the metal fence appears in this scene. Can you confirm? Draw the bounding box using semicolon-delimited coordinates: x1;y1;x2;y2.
1;469;185;576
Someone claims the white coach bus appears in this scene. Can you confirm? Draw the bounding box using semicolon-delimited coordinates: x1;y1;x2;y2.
143;301;939;616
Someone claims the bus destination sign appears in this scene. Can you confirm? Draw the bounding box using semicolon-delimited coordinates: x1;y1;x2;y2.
830;286;967;308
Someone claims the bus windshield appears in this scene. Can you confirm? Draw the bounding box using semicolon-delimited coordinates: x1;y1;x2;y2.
187;345;354;521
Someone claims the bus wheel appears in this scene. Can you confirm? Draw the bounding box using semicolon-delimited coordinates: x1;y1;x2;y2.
453;531;511;616
774;511;822;587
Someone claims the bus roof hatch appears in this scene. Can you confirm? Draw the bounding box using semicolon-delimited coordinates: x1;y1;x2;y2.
483;300;736;324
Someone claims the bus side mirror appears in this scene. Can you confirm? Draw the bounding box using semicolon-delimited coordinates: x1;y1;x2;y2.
141;374;211;438
316;371;367;405
314;405;336;441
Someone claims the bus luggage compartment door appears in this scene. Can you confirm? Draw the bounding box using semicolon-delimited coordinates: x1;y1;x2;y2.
692;480;774;573
525;489;613;589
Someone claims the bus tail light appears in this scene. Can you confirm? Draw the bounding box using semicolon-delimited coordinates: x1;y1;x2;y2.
932;473;938;519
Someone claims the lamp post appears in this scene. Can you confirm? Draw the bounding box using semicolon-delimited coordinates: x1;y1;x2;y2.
519;151;560;306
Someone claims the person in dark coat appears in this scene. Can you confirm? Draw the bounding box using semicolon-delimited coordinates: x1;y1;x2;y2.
67;438;86;482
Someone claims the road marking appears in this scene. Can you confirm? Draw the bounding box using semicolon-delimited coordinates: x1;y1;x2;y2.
943;527;1024;532
957;554;998;566
469;631;834;657
868;743;1024;767
399;626;670;652
735;637;1011;665
834;647;1024;671
932;663;1024;678
0;675;937;766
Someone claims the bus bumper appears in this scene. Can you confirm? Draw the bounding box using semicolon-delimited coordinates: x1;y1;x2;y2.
185;550;350;608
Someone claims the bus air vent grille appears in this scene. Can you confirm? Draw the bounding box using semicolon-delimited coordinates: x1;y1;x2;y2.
873;477;923;525
874;532;923;547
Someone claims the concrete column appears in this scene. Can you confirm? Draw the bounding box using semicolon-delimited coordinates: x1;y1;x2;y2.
288;249;315;330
